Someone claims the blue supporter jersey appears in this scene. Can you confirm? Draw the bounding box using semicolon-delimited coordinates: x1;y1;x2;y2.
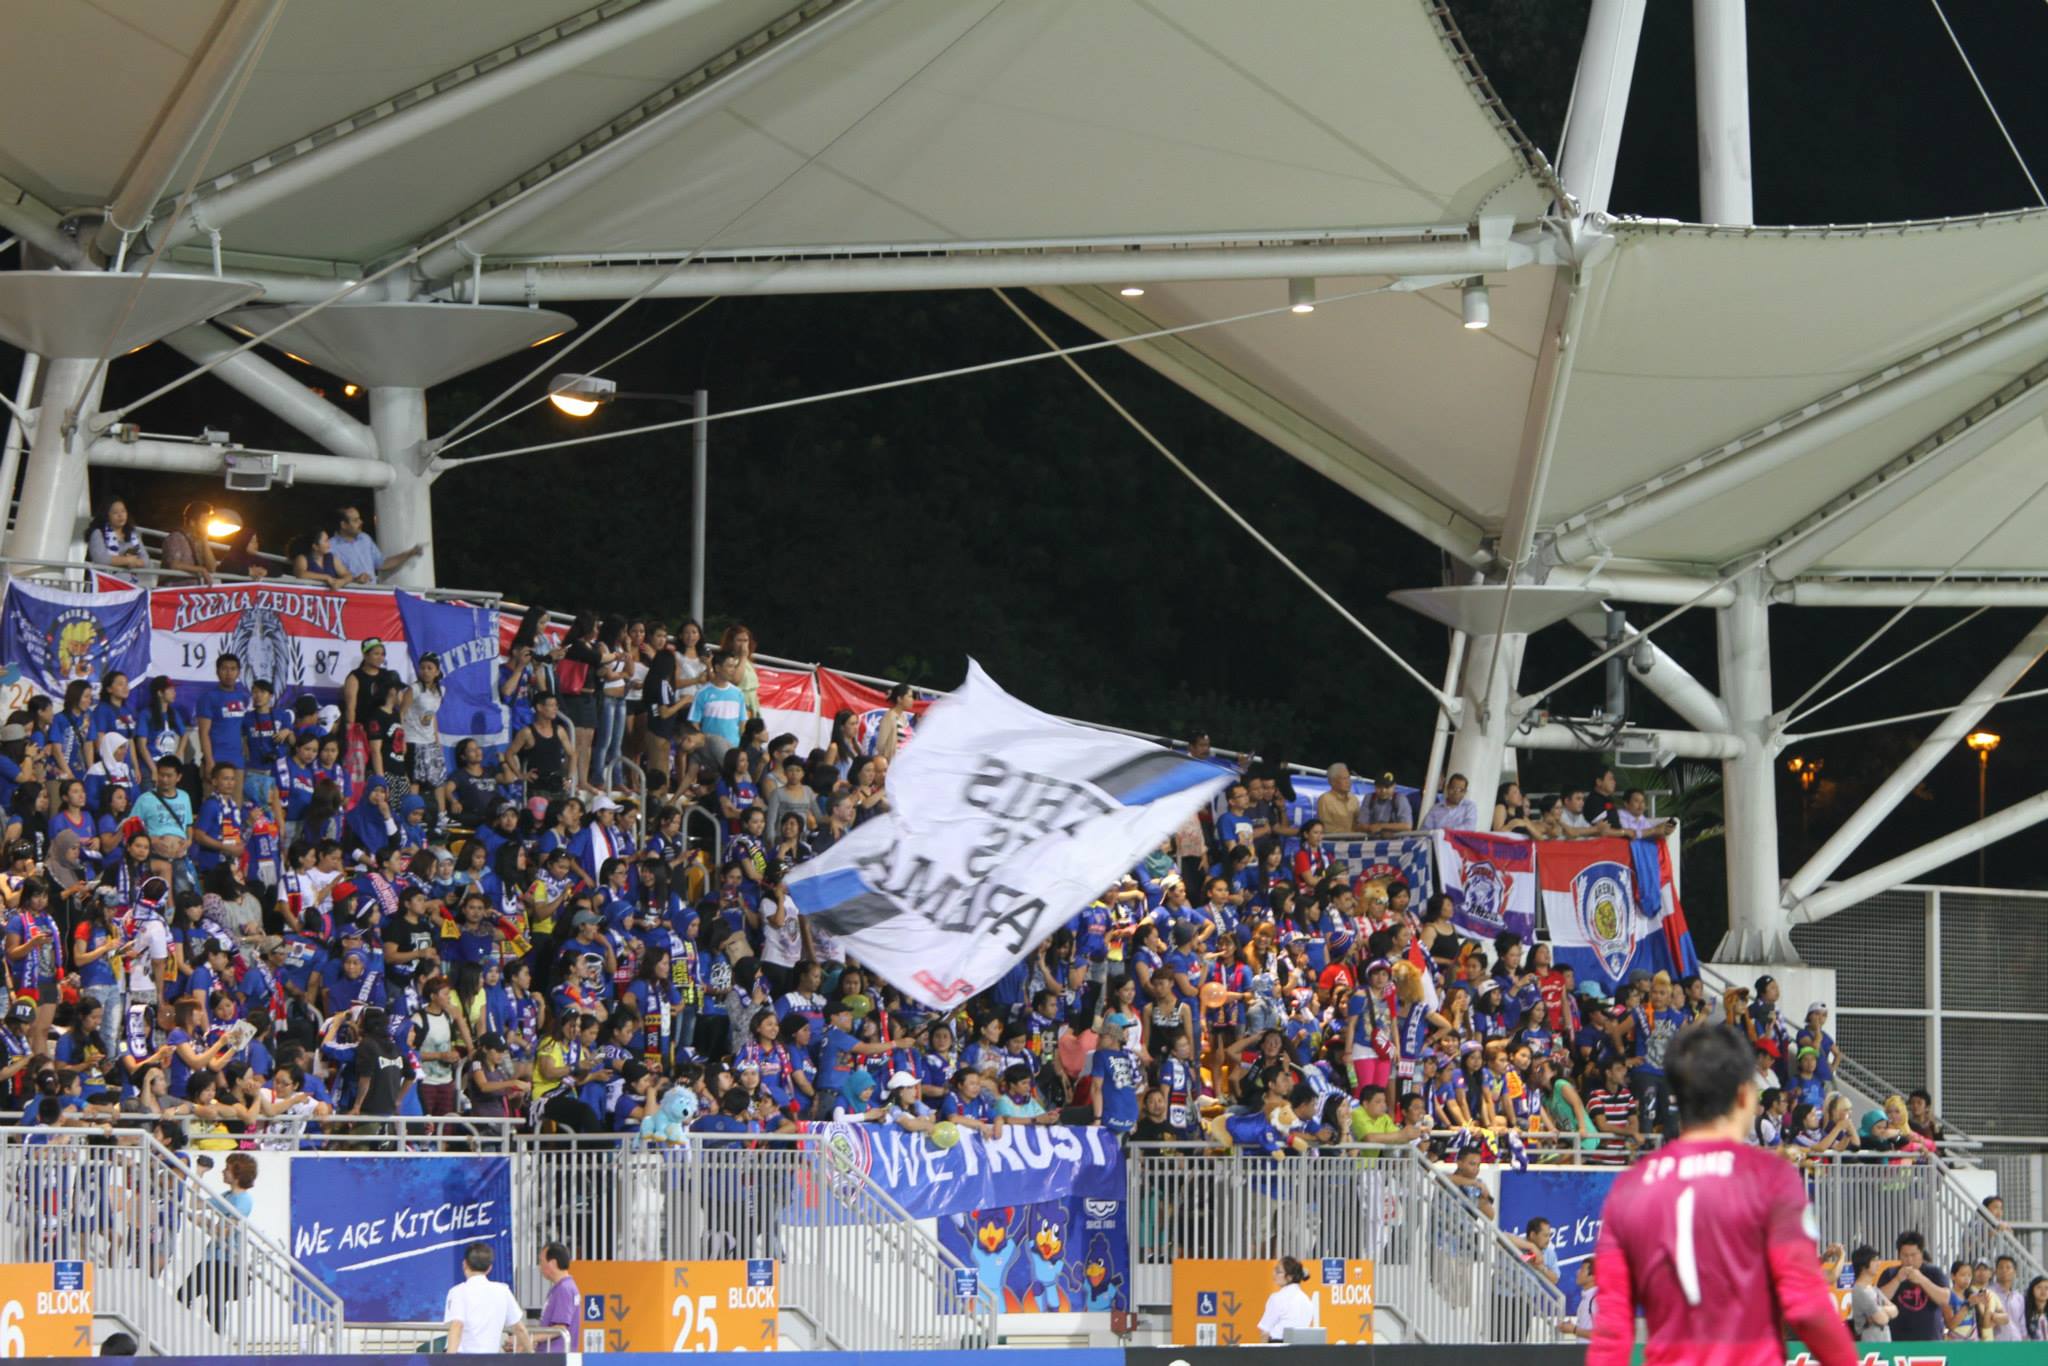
197;684;253;767
1089;1048;1140;1132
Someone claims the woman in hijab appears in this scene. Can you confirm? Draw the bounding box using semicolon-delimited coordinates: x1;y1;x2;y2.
87;733;137;813
343;776;400;860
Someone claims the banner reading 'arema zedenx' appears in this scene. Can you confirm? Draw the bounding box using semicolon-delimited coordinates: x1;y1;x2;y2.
150;583;409;704
784;662;1230;1010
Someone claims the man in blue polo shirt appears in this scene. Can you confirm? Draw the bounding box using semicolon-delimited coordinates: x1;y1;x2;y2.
195;653;252;779
191;763;247;875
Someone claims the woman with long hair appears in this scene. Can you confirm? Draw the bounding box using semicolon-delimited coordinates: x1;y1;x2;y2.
2023;1277;2048;1340
555;611;603;795
87;497;149;570
49;778;94;848
399;652;452;827
640;643;688;788
142;677;188;768
592;615;630;793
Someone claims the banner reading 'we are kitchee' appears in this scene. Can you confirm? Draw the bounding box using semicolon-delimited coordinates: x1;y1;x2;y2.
149;582;408;703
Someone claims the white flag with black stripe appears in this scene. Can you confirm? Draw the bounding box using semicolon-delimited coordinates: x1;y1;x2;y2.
786;661;1230;1010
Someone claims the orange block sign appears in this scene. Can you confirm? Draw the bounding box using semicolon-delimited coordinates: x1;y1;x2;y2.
0;1262;93;1357
1170;1257;1373;1346
572;1260;778;1353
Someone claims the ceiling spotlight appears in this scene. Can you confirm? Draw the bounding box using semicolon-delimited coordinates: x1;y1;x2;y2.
547;372;618;418
1118;285;1145;298
1461;277;1490;330
341;383;361;398
1288;278;1316;314
203;506;244;539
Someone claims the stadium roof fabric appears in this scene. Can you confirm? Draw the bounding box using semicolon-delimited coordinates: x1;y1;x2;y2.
5;0;2046;582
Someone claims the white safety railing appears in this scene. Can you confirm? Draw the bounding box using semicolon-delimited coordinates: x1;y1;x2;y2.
0;1130;343;1355
507;1133;993;1352
1126;1143;1563;1345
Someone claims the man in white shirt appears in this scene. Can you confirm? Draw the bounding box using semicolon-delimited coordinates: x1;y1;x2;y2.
444;1242;530;1354
1419;774;1479;832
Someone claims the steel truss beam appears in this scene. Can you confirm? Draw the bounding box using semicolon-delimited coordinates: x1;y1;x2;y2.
1547;291;2048;565
87;436;393;488
92;0;286;263
1781;610;2048;906
160;325;374;461
1514;722;1742;760
457;237;1534;303
413;0;888;282
145;0;732;259
1564;605;1730;732
1555;0;1646;215
1791;790;2048;924
1762;359;2048;580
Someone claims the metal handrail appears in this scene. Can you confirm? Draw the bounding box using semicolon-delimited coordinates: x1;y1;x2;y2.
0;1128;344;1354
1124;1141;1562;1345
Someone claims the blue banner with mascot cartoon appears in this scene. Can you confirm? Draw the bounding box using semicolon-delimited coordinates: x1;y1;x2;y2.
796;1123;1129;1313
942;1195;1130;1314
0;580;151;699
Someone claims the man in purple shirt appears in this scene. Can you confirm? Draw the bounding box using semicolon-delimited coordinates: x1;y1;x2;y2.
538;1243;581;1352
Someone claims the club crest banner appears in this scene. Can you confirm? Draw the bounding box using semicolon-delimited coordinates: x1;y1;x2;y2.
150;584;407;704
1538;837;1696;988
784;662;1230;1009
1432;830;1536;943
0;580;151;698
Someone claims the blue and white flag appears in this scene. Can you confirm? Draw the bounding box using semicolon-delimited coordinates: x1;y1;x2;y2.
0;579;151;698
395;592;506;747
1327;834;1434;899
786;662;1230;1009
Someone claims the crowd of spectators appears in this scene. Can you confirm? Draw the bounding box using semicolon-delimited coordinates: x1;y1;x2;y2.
9;517;2039;1344
0;571;1960;1185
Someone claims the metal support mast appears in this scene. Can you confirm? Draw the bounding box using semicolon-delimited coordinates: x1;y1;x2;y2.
369;387;436;588
1716;572;1787;961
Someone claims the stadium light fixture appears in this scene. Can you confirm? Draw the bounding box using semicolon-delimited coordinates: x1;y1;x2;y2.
1119;285;1145;297
1461;277;1490;330
547;373;618;418
1288;278;1316;314
204;507;243;540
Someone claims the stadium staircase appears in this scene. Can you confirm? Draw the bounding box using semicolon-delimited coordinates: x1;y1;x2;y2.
0;1133;342;1355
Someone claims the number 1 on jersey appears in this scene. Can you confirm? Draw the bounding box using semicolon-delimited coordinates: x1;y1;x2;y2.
1674;1185;1702;1306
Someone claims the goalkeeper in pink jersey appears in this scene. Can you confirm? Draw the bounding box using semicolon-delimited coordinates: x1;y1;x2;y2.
1588;1023;1855;1366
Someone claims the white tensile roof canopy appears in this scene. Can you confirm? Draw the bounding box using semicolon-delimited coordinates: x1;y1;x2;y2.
4;0;2048;953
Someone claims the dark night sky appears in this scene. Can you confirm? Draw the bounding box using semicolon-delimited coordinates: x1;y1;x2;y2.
19;0;2048;939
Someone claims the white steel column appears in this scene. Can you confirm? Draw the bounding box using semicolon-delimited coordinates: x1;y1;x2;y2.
1716;572;1787;960
6;358;104;564
1782;611;2048;904
1566;605;1731;733
1445;632;1524;820
1558;0;1648;214
368;387;436;588
1418;631;1468;816
0;353;41;520
1693;0;1754;225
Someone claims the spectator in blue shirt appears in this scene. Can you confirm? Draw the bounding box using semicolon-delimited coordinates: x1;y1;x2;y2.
191;764;247;874
1088;1018;1141;1133
687;652;747;761
939;1067;1001;1136
196;654;252;778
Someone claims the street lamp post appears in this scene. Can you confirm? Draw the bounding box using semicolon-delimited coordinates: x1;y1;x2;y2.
549;374;708;624
1965;729;2001;885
